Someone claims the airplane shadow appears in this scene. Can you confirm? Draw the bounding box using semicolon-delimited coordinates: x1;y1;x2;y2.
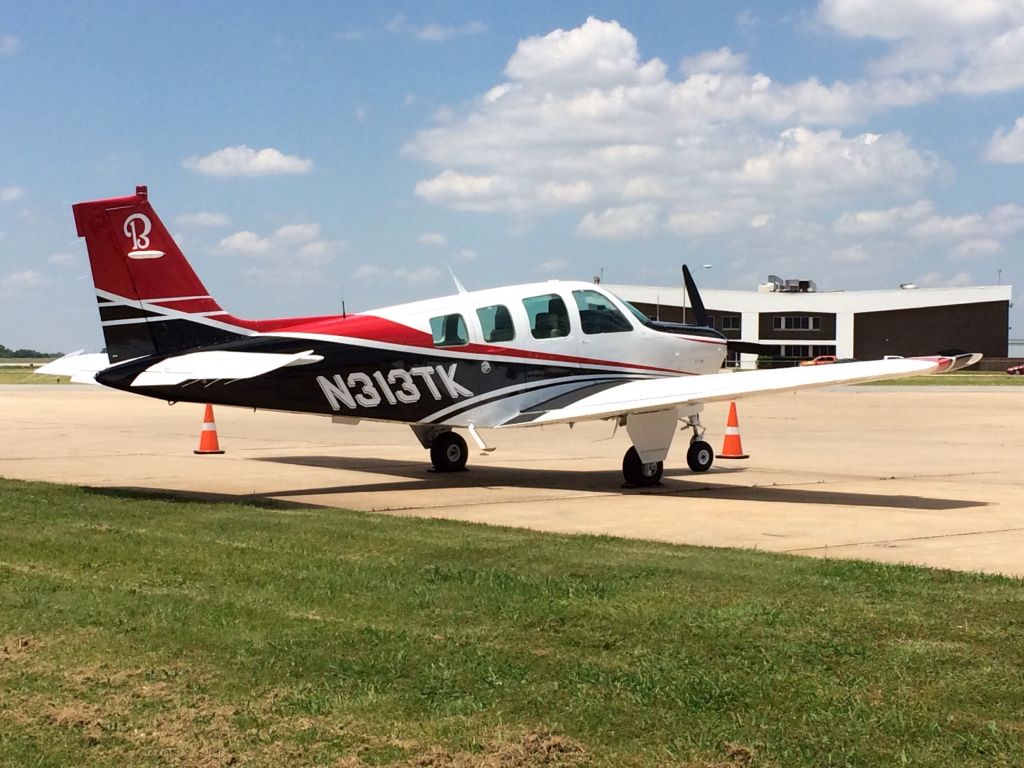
245;454;986;512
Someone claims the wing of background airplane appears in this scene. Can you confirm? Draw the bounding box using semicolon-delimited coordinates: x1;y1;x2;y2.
499;353;981;427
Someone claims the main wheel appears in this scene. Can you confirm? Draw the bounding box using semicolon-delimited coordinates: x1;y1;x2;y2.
686;440;714;472
622;446;663;486
430;431;469;472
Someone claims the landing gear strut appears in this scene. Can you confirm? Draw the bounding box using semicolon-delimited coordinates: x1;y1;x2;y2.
622;446;663;486
430;431;469;472
683;413;714;473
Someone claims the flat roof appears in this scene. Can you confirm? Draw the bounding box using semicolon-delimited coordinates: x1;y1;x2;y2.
607;283;1012;314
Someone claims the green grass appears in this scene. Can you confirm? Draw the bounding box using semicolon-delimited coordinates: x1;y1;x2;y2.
865;371;1024;387
0;366;68;385
1;478;1022;767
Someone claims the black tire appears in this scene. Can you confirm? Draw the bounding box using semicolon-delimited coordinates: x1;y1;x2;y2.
430;431;468;472
687;440;714;472
622;446;663;486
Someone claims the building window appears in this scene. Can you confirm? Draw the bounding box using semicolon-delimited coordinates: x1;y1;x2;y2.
773;315;821;331
721;315;741;331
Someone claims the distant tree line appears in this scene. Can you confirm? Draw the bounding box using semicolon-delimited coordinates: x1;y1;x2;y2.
0;344;61;358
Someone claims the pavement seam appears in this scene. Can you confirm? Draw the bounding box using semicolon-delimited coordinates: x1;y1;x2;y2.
784;526;1024;553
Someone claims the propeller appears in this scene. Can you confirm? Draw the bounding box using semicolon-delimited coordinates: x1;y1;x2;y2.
681;264;779;357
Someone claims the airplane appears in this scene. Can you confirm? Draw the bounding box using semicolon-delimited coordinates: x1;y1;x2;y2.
40;186;981;486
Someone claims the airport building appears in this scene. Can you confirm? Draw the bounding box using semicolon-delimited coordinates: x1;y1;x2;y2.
609;275;1012;368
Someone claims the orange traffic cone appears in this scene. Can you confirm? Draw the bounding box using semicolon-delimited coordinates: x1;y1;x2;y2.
716;401;749;459
194;404;225;455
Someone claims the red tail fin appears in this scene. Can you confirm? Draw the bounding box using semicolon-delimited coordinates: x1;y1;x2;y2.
73;186;250;362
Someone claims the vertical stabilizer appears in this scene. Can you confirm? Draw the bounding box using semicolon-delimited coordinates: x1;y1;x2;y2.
73;186;248;362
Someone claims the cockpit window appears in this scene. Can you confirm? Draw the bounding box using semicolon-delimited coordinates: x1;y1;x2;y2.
613;293;654;327
572;290;633;334
429;313;468;347
476;304;515;343
523;293;570;339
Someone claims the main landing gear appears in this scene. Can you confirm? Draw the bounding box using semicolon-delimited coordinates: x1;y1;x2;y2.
621;412;714;486
429;431;469;472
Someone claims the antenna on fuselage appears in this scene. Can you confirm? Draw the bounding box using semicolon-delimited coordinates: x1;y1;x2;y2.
447;265;468;295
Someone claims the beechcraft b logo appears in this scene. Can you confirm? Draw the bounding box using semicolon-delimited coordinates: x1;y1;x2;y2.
123;213;165;260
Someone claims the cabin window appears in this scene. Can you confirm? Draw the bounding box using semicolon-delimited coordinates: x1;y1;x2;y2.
476;304;515;343
572;290;632;334
429;313;468;347
523;293;570;339
721;315;741;331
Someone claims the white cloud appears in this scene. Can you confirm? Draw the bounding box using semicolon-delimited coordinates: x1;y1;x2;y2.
0;186;24;203
273;222;321;243
417;21;486;42
539;259;568;273
417;232;448;246
0;270;46;295
356;263;442;285
909;204;1024;240
47;253;79;266
177;211;230;228
0;34;19;56
918;270;975;288
406;17;943;227
737;128;938;197
505;17;666;89
414;171;516;211
386;15;486;42
578;204;658;239
183;145;313;177
834;200;934;234
666;209;734;235
985;116;1024;163
680;47;747;75
819;0;1024;94
219;231;272;254
950;238;1003;260
218;222;342;264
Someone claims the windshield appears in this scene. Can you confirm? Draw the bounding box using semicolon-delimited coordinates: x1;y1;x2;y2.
608;291;653;327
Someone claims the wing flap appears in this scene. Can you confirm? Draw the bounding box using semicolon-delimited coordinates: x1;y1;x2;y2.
501;354;979;427
131;350;322;387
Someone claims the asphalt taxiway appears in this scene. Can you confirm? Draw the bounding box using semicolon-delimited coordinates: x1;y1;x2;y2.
2;384;1022;577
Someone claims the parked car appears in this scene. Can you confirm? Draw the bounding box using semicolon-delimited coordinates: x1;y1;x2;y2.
799;355;837;366
1008;363;1024;375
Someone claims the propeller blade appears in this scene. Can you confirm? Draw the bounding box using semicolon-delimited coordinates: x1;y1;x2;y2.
727;340;780;356
681;265;711;327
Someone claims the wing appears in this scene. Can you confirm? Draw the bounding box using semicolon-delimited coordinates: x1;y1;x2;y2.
500;353;981;427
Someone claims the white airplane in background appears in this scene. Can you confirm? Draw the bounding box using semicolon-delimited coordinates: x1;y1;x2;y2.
41;186;980;486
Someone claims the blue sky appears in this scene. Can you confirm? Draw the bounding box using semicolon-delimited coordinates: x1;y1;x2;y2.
2;1;1023;352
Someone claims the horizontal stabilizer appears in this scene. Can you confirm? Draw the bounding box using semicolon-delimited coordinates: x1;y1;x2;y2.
131;350;323;387
35;350;112;384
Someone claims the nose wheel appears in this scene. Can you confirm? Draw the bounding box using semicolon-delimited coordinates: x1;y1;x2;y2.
686;440;714;472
